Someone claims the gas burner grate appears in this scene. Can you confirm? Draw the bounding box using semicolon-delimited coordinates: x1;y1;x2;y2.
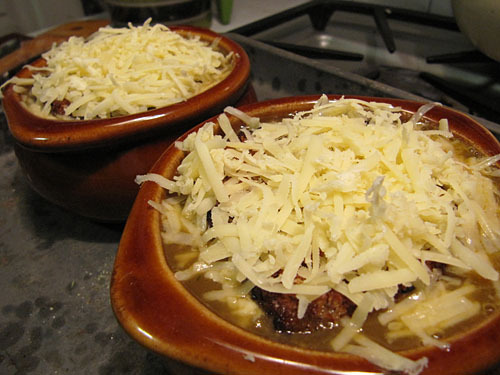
427;50;497;64
229;0;500;124
229;0;459;58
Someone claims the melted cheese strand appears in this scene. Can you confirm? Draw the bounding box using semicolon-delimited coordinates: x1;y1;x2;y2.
331;293;375;351
345;334;429;375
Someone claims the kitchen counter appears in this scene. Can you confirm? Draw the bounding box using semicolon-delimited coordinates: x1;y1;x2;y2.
0;117;203;374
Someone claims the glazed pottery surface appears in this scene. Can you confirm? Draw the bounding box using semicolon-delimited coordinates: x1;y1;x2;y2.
2;25;253;221
111;95;500;374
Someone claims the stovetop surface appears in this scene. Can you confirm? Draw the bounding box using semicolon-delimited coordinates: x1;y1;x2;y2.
234;1;500;125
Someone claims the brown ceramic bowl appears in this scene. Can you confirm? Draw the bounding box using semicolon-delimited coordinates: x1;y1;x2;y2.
111;95;500;374
1;25;254;222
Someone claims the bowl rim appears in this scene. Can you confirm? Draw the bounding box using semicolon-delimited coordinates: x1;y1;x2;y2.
2;25;250;152
111;94;500;375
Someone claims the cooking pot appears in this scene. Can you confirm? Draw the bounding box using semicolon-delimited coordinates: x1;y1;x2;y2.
452;0;500;62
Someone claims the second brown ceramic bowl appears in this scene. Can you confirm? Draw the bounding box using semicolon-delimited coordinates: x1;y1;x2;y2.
2;25;254;222
111;95;500;374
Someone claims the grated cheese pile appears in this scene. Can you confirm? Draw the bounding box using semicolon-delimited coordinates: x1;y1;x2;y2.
2;19;234;120
137;96;500;374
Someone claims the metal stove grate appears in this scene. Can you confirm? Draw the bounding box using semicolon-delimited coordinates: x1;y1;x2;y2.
229;0;500;124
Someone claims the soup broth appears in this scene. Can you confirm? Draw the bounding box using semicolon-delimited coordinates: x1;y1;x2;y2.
166;235;500;352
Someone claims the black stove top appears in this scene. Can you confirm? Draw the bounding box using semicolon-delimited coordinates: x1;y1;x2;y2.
229;0;500;125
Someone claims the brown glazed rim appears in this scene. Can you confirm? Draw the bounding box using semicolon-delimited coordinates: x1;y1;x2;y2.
2;25;250;152
111;95;500;375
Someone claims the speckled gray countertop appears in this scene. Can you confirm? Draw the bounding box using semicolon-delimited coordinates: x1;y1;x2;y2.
1;35;499;375
0;121;188;374
0;76;216;375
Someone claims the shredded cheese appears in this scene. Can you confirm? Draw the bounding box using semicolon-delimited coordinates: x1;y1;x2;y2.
3;19;234;119
139;96;500;375
343;334;429;375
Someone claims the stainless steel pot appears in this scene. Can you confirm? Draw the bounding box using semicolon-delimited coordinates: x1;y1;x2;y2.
452;0;500;62
103;0;212;27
